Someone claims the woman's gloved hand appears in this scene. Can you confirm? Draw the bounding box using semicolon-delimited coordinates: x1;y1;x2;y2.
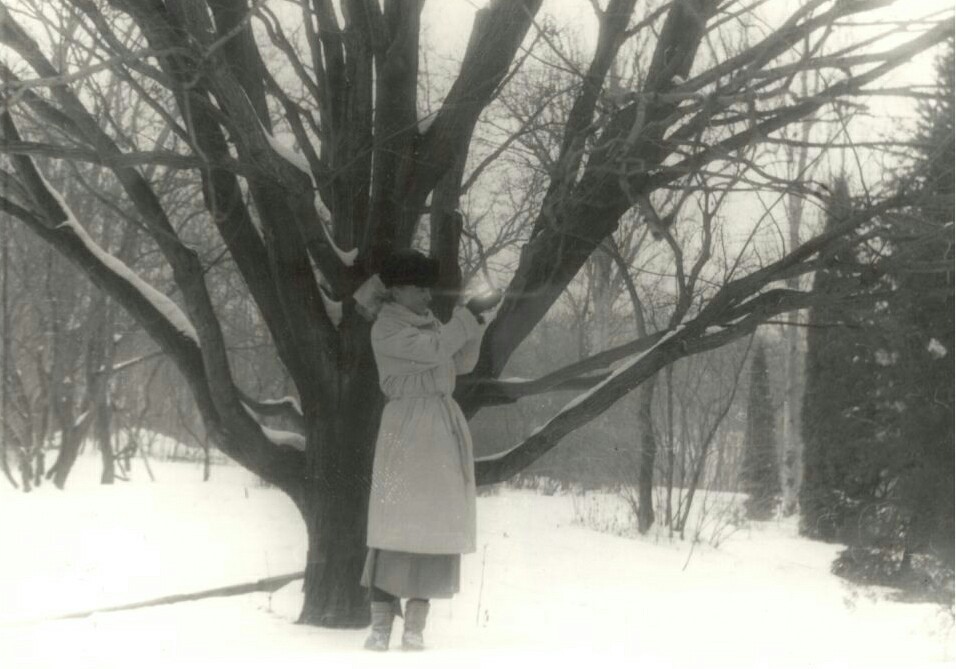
354;274;389;321
465;289;503;321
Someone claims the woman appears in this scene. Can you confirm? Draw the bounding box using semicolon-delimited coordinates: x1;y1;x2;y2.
361;250;500;651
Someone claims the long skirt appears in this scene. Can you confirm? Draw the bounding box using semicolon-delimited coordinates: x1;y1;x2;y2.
360;548;460;599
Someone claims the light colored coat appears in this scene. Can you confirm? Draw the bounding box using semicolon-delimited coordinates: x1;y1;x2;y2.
366;302;484;555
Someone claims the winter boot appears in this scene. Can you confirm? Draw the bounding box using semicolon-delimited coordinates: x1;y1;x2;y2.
364;601;397;651
402;599;429;651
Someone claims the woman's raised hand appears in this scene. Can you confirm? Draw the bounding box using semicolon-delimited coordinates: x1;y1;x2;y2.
465;289;503;316
354;274;390;321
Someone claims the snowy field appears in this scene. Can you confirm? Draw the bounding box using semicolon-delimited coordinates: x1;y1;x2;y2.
0;450;952;669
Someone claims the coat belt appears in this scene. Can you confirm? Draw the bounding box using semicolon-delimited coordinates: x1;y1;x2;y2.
385;392;452;399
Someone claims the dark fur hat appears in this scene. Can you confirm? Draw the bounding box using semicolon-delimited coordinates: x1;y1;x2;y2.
379;250;440;288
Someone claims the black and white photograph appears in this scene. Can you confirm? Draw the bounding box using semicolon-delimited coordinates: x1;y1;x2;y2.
0;1;952;667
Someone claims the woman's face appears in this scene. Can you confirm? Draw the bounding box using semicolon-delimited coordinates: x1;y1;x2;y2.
391;284;431;316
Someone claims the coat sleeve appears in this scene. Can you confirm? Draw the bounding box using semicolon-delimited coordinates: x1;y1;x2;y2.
373;307;481;372
453;318;486;374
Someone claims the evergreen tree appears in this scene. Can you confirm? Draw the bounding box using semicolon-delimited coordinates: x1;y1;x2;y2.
880;41;954;569
742;344;780;520
800;179;892;541
802;42;954;593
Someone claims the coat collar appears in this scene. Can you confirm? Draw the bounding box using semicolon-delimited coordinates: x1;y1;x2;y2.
379;301;439;329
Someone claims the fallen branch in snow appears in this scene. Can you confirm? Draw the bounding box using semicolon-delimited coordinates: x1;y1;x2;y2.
1;572;305;627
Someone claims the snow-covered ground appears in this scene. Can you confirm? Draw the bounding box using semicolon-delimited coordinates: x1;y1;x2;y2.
0;450;952;669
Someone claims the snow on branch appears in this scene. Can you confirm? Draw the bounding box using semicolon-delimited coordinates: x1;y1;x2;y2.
260;126;358;267
239;390;306;434
259;395;302;416
240;401;307;452
476;325;684;467
474;258;894;485
32;169;200;344
63;223;198;343
309;263;344;328
462;328;671;411
260;426;307;452
319;289;343;328
460;371;613;407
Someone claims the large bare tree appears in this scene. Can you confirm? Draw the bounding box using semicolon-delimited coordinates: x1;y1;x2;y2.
0;0;947;626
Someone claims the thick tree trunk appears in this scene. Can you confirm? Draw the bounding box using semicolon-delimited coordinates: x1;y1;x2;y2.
298;417;378;627
298;472;371;627
297;316;381;627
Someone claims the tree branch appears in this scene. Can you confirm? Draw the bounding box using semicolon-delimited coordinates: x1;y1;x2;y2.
0;139;249;173
475;243;896;485
386;0;543;262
